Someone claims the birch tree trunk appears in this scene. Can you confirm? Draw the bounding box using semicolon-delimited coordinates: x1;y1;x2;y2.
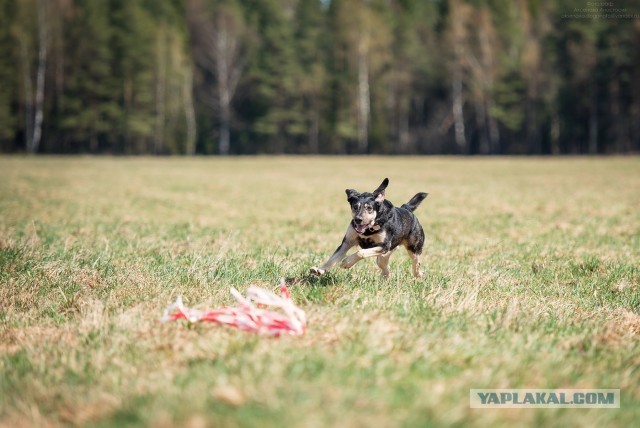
20;38;34;152
218;94;231;156
452;68;466;151
30;0;47;154
213;9;245;156
356;46;370;154
448;0;469;153
477;10;499;154
154;28;167;155
183;65;197;156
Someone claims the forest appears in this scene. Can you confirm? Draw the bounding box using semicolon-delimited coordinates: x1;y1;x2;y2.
0;0;639;155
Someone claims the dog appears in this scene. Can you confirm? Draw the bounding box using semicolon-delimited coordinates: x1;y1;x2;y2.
310;178;428;278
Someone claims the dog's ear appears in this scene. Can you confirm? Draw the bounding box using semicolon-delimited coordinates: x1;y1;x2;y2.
373;178;389;202
345;189;360;203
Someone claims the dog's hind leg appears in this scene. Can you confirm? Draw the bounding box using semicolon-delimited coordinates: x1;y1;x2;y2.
406;249;423;278
376;251;393;278
404;225;425;278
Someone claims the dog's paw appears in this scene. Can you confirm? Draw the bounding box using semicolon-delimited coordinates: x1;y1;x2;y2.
310;266;325;276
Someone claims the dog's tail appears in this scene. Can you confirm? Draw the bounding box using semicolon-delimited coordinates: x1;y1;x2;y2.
401;192;428;212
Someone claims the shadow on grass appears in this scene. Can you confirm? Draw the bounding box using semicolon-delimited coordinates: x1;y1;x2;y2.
284;272;340;288
282;272;343;304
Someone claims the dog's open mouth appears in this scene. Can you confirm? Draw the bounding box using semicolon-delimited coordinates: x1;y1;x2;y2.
354;221;374;234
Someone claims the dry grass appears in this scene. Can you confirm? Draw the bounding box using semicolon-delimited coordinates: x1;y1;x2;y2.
1;156;639;427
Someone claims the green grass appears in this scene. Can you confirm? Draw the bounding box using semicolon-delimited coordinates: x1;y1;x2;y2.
1;156;639;427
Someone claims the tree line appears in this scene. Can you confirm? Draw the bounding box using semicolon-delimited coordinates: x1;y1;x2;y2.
0;0;639;155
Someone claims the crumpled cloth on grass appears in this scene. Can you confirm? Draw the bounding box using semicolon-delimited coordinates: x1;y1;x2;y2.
161;279;306;336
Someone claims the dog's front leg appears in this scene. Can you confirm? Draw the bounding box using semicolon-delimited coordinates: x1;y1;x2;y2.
310;232;356;276
340;246;387;269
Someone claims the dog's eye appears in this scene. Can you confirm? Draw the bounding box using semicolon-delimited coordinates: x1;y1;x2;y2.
365;205;373;212
353;203;361;210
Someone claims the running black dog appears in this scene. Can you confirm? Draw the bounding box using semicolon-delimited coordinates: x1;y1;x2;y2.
310;178;428;278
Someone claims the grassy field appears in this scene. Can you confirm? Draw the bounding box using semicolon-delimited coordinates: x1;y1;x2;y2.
1;156;639;427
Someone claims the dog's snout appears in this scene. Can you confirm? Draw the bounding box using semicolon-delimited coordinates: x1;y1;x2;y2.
354;216;364;224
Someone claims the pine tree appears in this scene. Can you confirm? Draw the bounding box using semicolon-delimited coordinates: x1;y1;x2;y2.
294;0;326;153
110;0;156;153
244;0;307;153
61;0;116;152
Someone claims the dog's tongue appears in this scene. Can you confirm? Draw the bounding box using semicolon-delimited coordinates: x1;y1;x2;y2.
355;222;369;234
